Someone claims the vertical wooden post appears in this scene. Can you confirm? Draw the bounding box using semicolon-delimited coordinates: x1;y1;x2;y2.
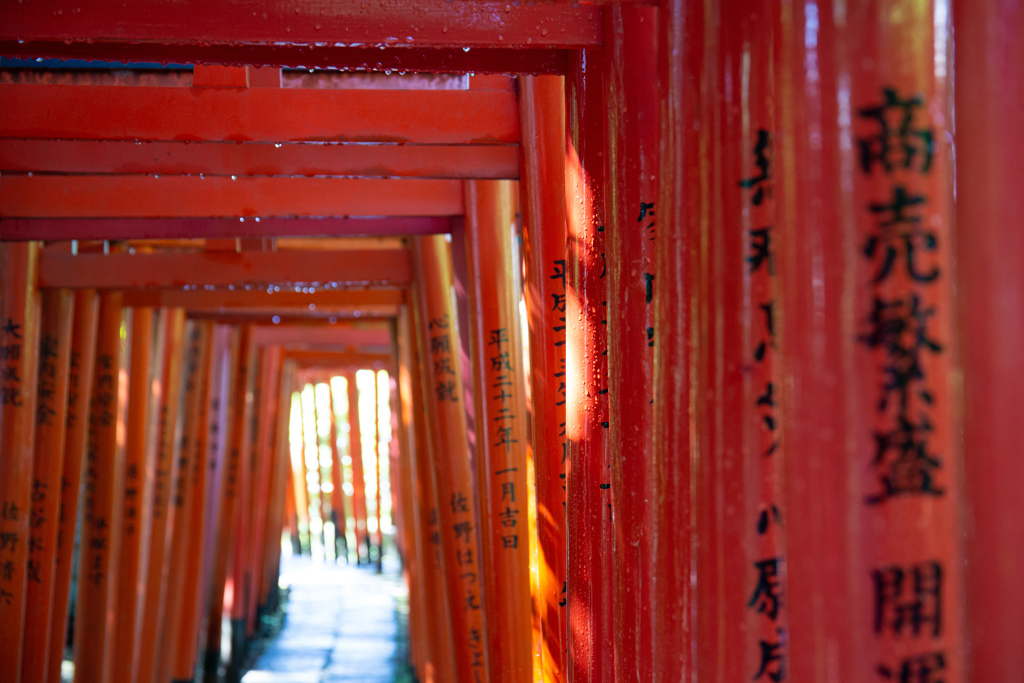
564;43;614;683
155;320;211;683
517;75;569;683
413;235;490;683
111;305;156;683
205;326;250;679
0;241;41;680
409;288;457;683
603;7;660;681
327;383;349;563
21;288;73;683
954;1;1024;678
652;0;700;678
463;179;533;683
374;372;384;571
45;290;99;683
346;371;370;564
292;382;312;556
777;2;964;680
260;358;295;616
73;291;129;683
691;1;788;679
135;309;186;683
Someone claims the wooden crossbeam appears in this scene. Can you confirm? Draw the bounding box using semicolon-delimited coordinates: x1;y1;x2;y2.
0;176;463;218
122;289;405;309
1;217;452;241
38;249;411;289
0;140;519;179
285;349;393;369
0;86;518;144
251;324;390;347
0;0;602;50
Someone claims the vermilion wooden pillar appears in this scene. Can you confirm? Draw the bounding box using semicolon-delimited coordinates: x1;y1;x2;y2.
45;289;99;683
0;241;41;680
694;1;788;679
327;383;349;563
346;371;370;564
73;291;128;683
603;7;660;681
464;179;532;683
953;1;1024;679
246;346;281;635
111;305;156;683
136;309;186;683
260;358;295;617
564;43;613;683
409;290;458;683
777;2;963;680
517;74;569;683
155;320;211;683
413;235;490;683
373;373;384;570
21;288;73;683
652;0;700;679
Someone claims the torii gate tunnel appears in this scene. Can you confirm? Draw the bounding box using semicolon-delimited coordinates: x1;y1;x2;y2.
1;1;1022;682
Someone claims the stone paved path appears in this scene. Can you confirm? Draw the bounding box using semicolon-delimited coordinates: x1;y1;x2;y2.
241;554;413;683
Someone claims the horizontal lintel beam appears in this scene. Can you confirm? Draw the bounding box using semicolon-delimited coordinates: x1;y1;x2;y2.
0;176;464;218
286;350;393;369
252;324;390;347
0;0;602;49
122;288;405;309
0;85;518;144
1;217;451;241
0;140;520;179
38;249;411;289
0;42;569;74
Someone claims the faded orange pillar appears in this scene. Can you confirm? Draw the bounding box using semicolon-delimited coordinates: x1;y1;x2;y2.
564;43;614;683
464;179;532;683
135;308;186;683
20;288;73;683
260;358;296;616
603;7;660;681
413;235;490;683
954;1;1024;679
651;0;700;679
517;74;569;683
0;241;41;681
155;320;212;683
73;291;129;683
777;2;964;680
45;290;99;683
691;0;789;679
110;305;156;683
326;383;349;563
346;371;370;564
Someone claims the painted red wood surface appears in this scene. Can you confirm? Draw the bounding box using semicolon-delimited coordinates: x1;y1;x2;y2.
953;0;1024;679
463;179;532;683
0;0;602;50
20;289;73;683
777;2;964;680
1;176;463;219
564;43;614;683
45;290;99;683
603;8;659;681
651;0;699;678
0;86;518;144
518;74;569;683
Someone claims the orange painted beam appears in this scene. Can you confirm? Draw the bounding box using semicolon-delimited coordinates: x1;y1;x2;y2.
286;350;393;370
0;0;602;50
413;235;490;683
122;288;406;310
0;140;520;179
0;85;519;145
45;290;99;683
463;180;532;683
38;249;411;290
4;216;452;243
0;242;41;680
135;309;186;683
1;176;464;219
73;291;128;683
518;74;569;683
20;288;72;683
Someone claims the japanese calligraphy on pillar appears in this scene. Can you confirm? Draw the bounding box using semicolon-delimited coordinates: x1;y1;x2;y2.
488;327;521;551
739;128;787;682
855;85;955;679
84;353;117;587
